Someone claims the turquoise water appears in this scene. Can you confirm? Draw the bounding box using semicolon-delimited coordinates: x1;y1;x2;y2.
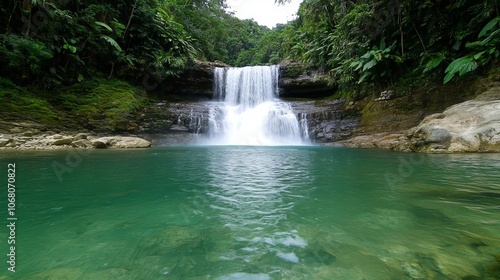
0;147;499;279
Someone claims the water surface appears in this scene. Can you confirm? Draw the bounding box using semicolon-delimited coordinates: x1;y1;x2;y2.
0;147;499;279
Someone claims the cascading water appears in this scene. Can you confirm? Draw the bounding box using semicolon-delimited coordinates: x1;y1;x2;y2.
207;65;309;145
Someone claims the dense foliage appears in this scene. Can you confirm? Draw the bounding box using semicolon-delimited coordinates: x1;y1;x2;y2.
1;0;498;90
0;0;270;86
270;0;499;88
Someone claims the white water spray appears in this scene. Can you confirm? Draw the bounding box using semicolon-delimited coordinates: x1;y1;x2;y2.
207;65;308;145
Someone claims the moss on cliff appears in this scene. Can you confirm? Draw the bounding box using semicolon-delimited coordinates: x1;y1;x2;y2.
58;79;148;131
0;77;149;132
0;78;61;125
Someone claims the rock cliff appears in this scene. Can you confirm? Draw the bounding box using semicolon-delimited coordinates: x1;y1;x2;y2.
278;61;335;98
395;87;500;153
158;60;334;99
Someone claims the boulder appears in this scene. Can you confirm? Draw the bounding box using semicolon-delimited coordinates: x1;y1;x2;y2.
91;138;110;149
74;133;88;140
396;89;500;153
51;137;74;146
71;139;93;149
0;138;11;147
112;137;152;148
91;136;151;149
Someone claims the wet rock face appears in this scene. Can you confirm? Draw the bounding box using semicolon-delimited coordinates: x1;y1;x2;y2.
138;99;359;143
139;61;353;141
157;61;335;100
138;102;212;134
159;61;229;99
290;100;359;143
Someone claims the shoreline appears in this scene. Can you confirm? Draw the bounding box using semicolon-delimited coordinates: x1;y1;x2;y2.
0;132;152;150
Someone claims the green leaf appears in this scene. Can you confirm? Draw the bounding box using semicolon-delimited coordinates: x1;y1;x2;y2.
363;59;376;71
77;74;84;82
481;29;500;45
458;60;477;76
358;72;370;84
473;51;486;60
360;52;371;59
443;71;455;84
379;39;386;51
354;62;363;71
443;56;477;83
424;54;446;73
95;21;113;32
393;55;403;63
100;35;122;52
478;17;499;38
63;44;77;53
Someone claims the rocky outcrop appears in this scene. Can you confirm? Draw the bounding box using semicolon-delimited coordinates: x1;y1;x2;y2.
290;100;359;143
0;132;151;150
138;102;211;134
137;98;359;143
157;60;335;99
159;60;229;99
278;61;335;98
338;133;404;149
91;136;152;149
394;88;500;153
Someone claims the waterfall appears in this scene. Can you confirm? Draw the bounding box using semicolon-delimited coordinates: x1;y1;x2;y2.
207;65;309;145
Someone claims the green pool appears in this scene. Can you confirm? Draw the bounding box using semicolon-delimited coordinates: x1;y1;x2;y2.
0;146;499;279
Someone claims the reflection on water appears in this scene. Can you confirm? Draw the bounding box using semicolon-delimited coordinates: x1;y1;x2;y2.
205;148;312;277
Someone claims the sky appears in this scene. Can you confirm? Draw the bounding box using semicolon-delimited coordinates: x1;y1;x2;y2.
225;0;302;28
